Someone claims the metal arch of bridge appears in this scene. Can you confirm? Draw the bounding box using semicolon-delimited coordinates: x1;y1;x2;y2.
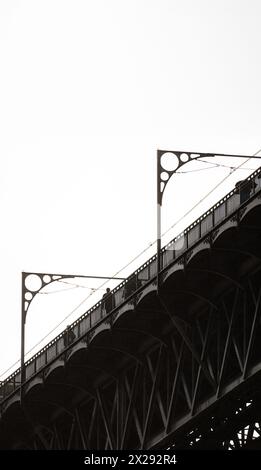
5;266;261;450
187;267;245;292
2;156;261;449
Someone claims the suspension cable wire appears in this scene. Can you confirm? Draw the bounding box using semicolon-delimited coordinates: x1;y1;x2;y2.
0;360;20;378
196;158;256;172
38;287;97;295
38;280;105;295
1;149;261;380
39;285;82;295
177;165;222;173
178;164;256;174
57;279;106;291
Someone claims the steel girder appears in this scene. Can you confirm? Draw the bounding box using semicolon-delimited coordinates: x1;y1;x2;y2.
3;267;261;450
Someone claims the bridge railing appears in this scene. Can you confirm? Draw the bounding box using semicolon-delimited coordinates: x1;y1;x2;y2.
1;169;261;403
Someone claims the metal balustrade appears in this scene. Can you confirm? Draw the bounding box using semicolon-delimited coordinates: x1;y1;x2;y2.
1;169;261;403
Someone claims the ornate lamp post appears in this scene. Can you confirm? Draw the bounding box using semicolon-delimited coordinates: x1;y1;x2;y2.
157;149;261;290
20;271;125;400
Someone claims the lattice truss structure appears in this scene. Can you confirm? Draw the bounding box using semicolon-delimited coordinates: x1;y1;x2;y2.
1;176;261;450
2;261;261;450
224;418;261;450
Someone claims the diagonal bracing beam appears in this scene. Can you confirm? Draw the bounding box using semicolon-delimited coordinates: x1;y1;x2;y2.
158;295;216;390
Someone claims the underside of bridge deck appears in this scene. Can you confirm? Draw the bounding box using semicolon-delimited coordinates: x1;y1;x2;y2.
1;202;261;449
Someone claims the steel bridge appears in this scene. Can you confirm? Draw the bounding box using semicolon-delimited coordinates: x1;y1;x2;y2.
1;168;261;449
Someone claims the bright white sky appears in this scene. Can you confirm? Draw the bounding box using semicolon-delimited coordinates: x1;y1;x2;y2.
0;0;261;379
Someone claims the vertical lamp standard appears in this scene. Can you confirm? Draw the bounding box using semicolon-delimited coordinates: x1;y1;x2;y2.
20;271;125;402
156;149;261;291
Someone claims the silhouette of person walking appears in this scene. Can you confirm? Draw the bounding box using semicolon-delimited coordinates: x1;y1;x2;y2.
63;325;76;348
124;275;137;299
102;287;115;314
235;179;257;204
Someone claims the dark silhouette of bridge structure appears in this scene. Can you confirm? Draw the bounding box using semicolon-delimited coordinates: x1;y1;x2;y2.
1;166;261;449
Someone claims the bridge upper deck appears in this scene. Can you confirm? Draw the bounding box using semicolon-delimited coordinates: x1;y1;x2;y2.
1;168;261;403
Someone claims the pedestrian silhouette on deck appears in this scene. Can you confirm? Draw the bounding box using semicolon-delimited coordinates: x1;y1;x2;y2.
235;178;257;204
102;287;115;314
63;325;76;348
